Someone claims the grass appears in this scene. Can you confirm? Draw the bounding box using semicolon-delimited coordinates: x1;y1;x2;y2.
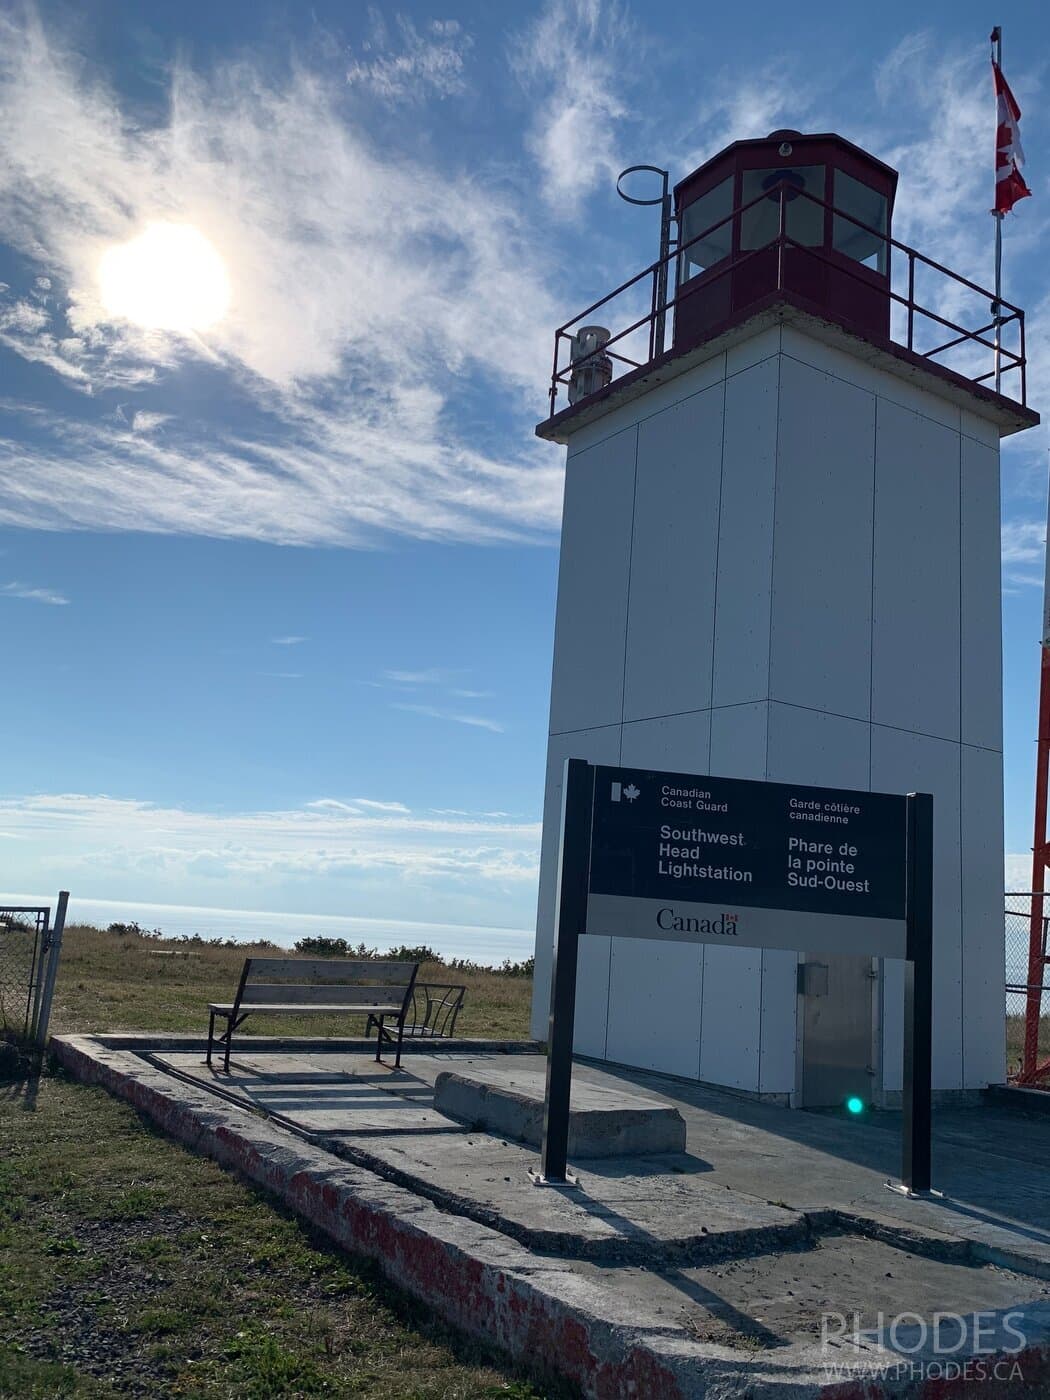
1006;1012;1050;1079
47;924;534;1042
0;925;543;1396
0;1047;564;1399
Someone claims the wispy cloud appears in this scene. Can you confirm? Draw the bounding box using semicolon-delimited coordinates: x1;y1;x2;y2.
383;668;461;686
0;791;539;887
511;0;635;216
393;702;504;733
346;13;471;103
1;580;69;605
0;11;563;547
271;635;306;646
1001;519;1045;591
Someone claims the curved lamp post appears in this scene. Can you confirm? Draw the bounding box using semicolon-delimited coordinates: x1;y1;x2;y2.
616;164;674;357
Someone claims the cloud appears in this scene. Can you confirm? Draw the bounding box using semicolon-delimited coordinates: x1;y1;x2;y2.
0;791;539;888
1002;519;1045;589
308;797;411;814
393;702;504;733
511;0;634;215
346;12;471;103
1006;852;1032;892
271;635;306;646
0;11;564;547
1;580;69;605
383;667;461;685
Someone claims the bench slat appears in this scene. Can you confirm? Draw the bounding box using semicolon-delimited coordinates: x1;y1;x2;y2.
239;983;411;1006
210;1002;402;1015
246;958;417;984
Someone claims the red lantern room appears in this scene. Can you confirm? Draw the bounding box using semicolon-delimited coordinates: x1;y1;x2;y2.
673;129;898;352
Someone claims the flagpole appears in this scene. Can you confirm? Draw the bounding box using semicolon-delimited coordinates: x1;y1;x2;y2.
991;25;1004;393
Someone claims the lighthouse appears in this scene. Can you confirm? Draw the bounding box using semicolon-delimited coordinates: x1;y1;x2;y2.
531;130;1037;1106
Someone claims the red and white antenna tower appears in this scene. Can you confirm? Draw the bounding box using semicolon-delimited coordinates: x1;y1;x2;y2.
1018;515;1050;1086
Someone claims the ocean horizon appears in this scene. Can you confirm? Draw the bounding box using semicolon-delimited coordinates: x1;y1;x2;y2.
1;892;535;966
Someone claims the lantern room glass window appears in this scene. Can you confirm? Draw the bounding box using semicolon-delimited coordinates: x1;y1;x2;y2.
832;171;888;275
740;165;825;249
678;177;733;284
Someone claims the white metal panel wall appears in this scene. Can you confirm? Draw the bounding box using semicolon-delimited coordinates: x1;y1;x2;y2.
548;427;637;735
535;321;1007;1097
770;357;876;718
712;358;779;707
624;385;725;721
763;704;873;1093
699;701;770;1088
609;710;713;1076
960;435;1003;751
961;744;1008;1087
872;403;961;742
607;939;704;1078
699;944;764;1089
780;326;962;435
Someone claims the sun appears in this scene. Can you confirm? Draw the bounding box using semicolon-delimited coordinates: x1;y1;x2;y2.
98;222;231;333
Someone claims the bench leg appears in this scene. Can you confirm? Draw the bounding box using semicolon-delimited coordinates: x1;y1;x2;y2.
206;1011;216;1067
394;1018;405;1069
375;1016;385;1064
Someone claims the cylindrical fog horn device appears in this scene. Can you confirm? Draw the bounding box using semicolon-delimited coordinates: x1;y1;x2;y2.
568;325;612;405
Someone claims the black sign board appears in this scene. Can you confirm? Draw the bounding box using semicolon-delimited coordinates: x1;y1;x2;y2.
536;760;934;1202
586;766;907;958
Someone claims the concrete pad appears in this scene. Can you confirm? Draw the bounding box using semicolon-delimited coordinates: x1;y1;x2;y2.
433;1061;687;1157
51;1034;1050;1398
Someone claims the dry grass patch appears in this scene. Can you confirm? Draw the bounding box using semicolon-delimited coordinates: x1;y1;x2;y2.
50;925;533;1042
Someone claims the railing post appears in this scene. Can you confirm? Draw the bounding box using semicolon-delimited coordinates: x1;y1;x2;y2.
1021;313;1027;404
648;267;658;363
907;252;915;351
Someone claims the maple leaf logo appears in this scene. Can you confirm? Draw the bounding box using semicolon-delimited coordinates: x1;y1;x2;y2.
623;783;640;802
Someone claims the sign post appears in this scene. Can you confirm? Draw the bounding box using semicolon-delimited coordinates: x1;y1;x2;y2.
896;792;935;1196
533;759;594;1186
534;762;936;1196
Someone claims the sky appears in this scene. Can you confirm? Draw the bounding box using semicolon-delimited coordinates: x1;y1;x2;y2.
0;0;1048;947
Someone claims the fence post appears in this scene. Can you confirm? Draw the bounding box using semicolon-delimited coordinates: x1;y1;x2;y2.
35;890;68;1047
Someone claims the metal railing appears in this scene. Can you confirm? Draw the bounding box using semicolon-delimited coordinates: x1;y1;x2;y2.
548;182;1027;415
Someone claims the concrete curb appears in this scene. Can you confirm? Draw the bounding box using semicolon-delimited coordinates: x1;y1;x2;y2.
51;1034;1050;1399
78;1033;538;1055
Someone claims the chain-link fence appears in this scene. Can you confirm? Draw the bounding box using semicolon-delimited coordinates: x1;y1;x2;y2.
1005;892;1050;1080
0;897;67;1044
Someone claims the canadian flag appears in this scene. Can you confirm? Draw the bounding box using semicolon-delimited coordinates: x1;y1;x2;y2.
992;60;1031;214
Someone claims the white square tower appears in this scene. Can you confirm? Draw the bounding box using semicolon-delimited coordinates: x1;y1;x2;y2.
531;130;1038;1106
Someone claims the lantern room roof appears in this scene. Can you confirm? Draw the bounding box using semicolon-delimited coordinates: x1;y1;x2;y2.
674;131;899;210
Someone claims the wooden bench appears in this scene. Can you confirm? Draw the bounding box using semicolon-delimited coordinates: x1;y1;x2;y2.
206;957;419;1073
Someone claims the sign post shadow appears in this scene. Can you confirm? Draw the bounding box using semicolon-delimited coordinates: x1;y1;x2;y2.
533;760;937;1197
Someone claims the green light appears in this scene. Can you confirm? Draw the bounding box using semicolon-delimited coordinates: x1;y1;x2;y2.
846;1096;865;1115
